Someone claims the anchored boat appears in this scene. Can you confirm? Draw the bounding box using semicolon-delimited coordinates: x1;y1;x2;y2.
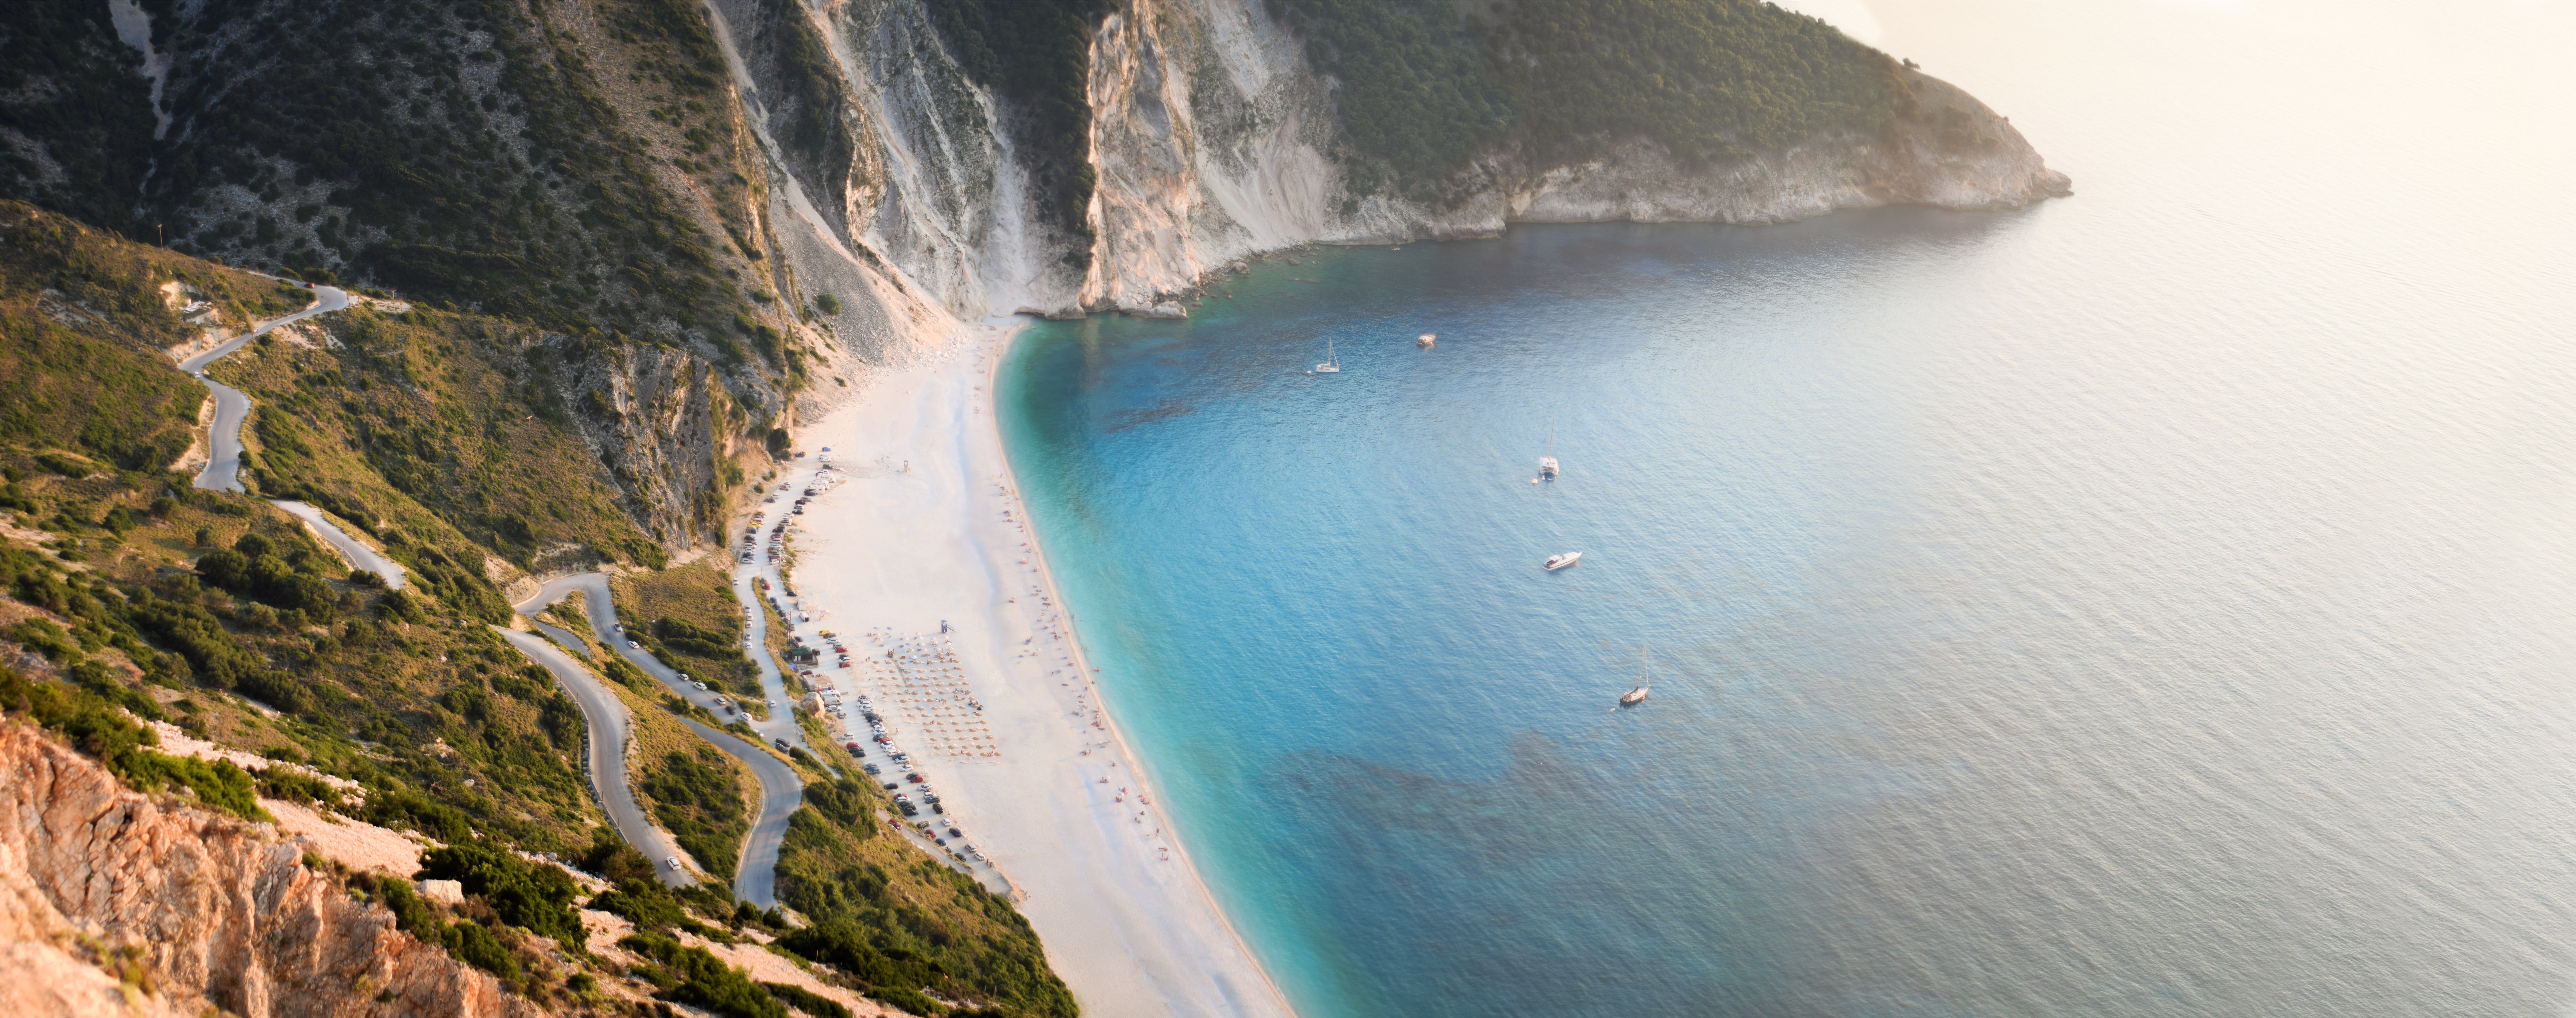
1539;420;1559;481
1620;648;1651;705
1314;336;1342;374
1543;551;1582;571
1418;332;1436;348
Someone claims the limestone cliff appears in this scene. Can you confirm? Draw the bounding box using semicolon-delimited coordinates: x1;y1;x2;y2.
714;0;2069;331
0;723;541;1018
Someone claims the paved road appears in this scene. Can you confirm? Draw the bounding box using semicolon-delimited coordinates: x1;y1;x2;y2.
270;499;409;589
518;573;805;907
183;283;350;494
529;617;591;659
170;284;412;591
680;718;804;907
491;626;690;888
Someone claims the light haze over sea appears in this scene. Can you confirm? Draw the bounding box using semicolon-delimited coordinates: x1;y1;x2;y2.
998;1;2576;1014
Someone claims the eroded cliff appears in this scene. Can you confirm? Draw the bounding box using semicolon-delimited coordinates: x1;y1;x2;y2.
0;722;540;1018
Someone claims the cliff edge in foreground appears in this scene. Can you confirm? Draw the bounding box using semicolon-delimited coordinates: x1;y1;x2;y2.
0;722;535;1018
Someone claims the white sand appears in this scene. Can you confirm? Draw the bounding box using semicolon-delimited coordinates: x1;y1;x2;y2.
789;321;1292;1018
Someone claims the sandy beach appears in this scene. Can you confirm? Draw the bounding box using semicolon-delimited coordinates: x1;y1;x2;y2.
788;319;1291;1018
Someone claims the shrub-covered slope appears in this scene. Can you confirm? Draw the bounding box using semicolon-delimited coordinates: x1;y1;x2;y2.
0;198;1069;1016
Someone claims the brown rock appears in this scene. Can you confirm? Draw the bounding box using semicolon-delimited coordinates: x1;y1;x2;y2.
0;722;549;1017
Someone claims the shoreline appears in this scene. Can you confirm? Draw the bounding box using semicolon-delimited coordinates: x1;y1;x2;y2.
788;318;1292;1018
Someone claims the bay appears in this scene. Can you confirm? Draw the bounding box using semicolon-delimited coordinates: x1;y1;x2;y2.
998;1;2576;1013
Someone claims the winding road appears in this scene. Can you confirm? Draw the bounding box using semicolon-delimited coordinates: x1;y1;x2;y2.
517;573;808;907
181;281;347;490
491;626;692;888
178;281;409;590
170;276;795;901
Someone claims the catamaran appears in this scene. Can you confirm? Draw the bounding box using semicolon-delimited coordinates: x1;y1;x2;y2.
1314;336;1341;374
1620;647;1651;705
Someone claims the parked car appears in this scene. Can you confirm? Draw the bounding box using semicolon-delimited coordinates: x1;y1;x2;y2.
773;739;792;752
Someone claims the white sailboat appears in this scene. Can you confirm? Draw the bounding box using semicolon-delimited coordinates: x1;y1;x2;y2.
1620;647;1651;705
1314;336;1342;374
1539;420;1559;481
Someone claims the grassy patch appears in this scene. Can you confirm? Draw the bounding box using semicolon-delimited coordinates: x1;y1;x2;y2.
614;559;758;697
0;201;299;473
611;677;757;880
209;303;667;575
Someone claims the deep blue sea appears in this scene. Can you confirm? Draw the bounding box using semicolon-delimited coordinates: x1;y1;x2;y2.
999;2;2575;1015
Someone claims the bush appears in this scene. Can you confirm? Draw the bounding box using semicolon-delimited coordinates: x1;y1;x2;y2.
622;932;785;1018
417;840;585;951
641;746;747;880
445;919;519;977
759;982;850;1018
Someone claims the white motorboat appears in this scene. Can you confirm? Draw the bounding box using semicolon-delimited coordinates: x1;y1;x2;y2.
1314;336;1341;374
1418;332;1436;348
1543;551;1582;571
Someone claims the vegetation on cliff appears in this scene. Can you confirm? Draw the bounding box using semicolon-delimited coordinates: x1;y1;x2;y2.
770;733;1077;1017
0;3;156;236
1274;0;1916;201
0;0;816;556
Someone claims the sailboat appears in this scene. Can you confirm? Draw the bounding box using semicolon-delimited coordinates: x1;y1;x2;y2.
1314;336;1342;374
1619;647;1651;705
1539;420;1559;481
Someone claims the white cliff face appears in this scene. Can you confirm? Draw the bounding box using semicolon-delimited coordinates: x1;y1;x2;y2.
710;0;2068;335
1078;0;1345;316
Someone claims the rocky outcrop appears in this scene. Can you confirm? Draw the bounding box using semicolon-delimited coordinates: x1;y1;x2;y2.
0;723;544;1018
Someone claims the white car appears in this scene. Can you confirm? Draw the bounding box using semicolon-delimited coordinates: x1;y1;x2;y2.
627;641;640;649
664;856;681;870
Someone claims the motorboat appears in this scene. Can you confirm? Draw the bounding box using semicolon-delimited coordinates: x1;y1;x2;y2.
1543;551;1582;571
1418;332;1436;348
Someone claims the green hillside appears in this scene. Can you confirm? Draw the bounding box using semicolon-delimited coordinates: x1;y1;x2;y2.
0;199;1065;1016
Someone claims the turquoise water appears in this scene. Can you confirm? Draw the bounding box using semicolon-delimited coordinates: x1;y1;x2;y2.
1000;2;2575;1015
